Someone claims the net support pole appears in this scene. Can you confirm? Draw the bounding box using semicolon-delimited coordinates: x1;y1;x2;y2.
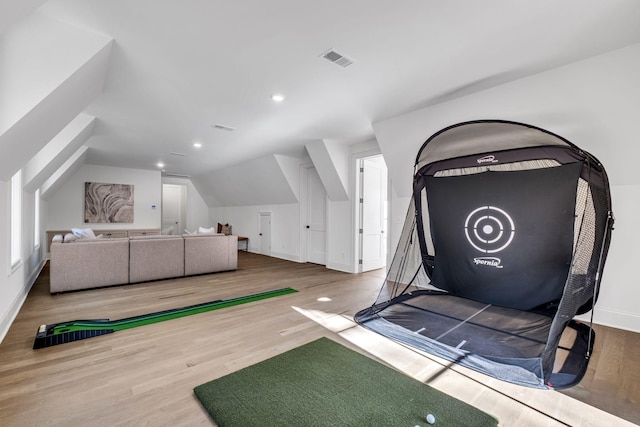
586;210;614;357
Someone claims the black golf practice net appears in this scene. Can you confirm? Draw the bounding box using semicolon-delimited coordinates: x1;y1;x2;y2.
355;120;613;389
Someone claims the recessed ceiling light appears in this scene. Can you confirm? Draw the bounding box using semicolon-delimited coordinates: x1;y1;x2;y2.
271;93;285;102
157;162;165;168
193;142;202;148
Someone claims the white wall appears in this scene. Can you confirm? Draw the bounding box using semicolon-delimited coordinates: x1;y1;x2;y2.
1;178;45;343
46;164;162;231
326;199;352;272
322;139;386;273
388;188;411;266
575;184;640;330
161;176;209;233
374;43;640;332
207;139;383;273
211;203;300;262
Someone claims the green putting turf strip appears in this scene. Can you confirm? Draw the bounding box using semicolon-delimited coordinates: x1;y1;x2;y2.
34;288;297;348
50;287;297;334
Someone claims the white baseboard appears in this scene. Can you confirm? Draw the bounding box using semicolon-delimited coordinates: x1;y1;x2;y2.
326;262;355;273
27;259;45;288
268;251;301;263
244;249;354;272
575;307;640;333
0;259;46;344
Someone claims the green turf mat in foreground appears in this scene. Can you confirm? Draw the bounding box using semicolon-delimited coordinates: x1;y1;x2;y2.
194;337;498;427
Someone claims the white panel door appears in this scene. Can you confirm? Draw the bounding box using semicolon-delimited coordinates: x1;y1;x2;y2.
162;184;184;235
259;212;271;255
361;158;387;271
306;167;326;265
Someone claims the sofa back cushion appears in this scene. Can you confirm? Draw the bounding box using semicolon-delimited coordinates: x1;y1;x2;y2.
129;236;185;283
50;238;130;293
184;234;237;275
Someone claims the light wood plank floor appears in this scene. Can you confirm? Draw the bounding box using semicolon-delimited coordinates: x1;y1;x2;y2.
0;252;638;426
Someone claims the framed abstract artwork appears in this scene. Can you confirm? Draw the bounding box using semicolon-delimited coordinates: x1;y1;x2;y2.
84;182;134;223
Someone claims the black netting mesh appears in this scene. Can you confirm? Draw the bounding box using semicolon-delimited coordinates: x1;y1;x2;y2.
355;120;613;389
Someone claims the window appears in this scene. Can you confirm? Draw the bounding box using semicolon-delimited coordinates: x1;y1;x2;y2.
34;189;40;249
10;170;22;267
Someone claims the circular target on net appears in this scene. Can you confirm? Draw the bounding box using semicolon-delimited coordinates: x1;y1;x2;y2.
464;206;515;253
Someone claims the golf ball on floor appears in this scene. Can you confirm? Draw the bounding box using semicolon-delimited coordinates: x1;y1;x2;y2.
426;413;436;424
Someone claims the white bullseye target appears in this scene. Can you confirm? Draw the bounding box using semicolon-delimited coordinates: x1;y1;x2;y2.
464;206;515;253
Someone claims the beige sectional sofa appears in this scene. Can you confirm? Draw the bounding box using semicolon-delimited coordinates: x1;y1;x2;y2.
50;234;238;293
184;234;238;276
50;237;130;292
129;235;185;284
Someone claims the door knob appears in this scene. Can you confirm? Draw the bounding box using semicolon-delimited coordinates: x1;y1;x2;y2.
306;225;310;229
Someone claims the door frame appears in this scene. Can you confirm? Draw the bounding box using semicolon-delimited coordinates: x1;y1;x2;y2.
358;155;388;272
161;183;187;235
299;163;328;264
258;211;271;255
352;150;390;273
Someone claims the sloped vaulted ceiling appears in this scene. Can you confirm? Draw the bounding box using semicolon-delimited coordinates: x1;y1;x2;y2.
0;0;46;35
5;1;640;206
0;11;112;181
32;2;640;179
192;154;301;207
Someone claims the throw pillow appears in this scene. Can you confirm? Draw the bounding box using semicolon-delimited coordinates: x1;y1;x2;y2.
198;226;217;235
63;233;77;243
220;224;232;235
71;227;96;239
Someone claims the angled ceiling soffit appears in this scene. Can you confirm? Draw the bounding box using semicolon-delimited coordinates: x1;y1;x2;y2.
305;140;349;202
41;145;88;200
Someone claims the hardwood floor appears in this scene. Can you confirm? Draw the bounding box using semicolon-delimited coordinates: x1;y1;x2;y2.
0;252;638;426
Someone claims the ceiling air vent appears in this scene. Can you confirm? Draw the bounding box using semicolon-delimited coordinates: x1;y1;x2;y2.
170;152;187;157
321;49;354;68
212;124;236;131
